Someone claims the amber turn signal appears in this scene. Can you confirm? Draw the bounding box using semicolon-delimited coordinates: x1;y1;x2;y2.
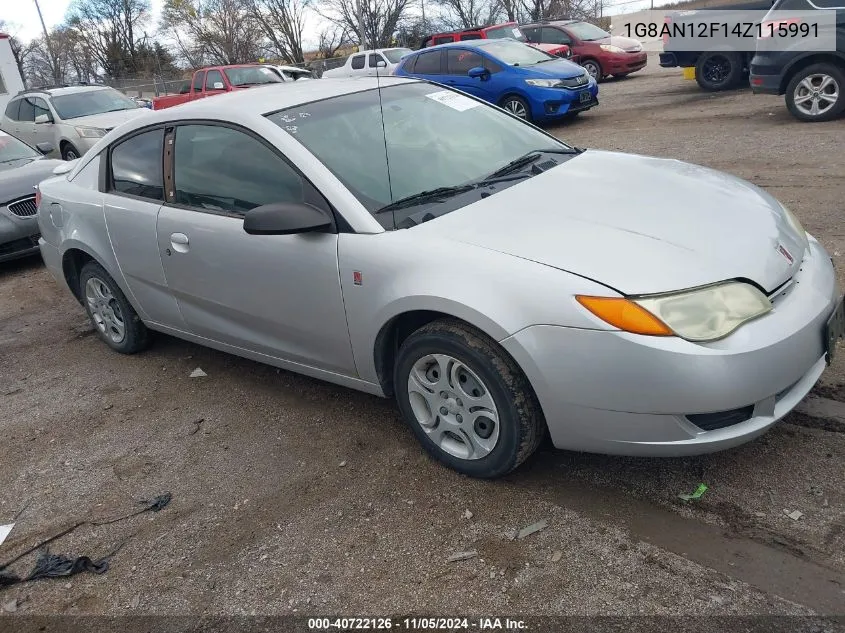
575;296;674;337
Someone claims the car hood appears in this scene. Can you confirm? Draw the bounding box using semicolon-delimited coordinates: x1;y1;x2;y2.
65;108;152;131
415;150;806;295
0;157;65;204
592;35;643;52
519;59;587;79
533;42;567;53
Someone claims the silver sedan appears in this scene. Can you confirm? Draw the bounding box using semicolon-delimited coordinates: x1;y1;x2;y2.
36;78;843;478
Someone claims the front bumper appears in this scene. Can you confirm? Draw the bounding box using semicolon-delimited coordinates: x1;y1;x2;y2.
604;52;648;75
0;211;40;263
500;236;838;456
529;84;600;120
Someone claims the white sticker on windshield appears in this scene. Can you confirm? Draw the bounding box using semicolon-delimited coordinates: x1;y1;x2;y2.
425;90;480;112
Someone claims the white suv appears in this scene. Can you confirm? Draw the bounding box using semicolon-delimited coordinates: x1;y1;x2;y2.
0;85;151;160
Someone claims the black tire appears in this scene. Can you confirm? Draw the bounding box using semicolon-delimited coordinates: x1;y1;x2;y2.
79;261;151;354
785;63;845;123
393;318;546;478
61;143;81;161
499;95;532;122
695;51;744;91
581;59;602;80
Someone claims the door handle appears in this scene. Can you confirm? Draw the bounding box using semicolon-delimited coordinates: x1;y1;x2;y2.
169;232;189;253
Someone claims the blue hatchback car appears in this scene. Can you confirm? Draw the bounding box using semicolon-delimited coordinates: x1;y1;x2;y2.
393;39;598;123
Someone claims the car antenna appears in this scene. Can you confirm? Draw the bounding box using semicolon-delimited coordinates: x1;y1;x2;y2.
375;57;395;228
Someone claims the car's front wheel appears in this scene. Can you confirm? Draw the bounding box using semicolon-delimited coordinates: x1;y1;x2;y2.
62;143;81;161
785;63;845;122
581;59;602;80
79;261;151;354
500;95;532;122
393;319;545;478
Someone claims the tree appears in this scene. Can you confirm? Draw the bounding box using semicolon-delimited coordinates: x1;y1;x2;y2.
160;0;263;66
252;0;307;64
433;0;501;30
65;0;152;79
316;25;349;59
315;0;412;49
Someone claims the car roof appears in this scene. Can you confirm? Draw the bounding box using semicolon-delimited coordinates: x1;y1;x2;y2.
16;85;113;98
146;77;421;120
523;20;578;27
417;39;515;50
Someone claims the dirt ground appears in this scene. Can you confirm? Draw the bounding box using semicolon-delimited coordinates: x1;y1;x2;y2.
1;56;845;623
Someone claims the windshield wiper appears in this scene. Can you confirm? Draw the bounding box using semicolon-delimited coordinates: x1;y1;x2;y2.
376;185;476;214
484;148;581;180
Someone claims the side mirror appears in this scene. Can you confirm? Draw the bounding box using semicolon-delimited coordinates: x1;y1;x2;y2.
212;81;225;90
468;66;489;80
376;59;387;68
243;202;332;236
36;141;55;155
35;113;52;124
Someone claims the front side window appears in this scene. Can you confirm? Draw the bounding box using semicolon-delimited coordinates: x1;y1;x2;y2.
433;36;454;44
484;25;528;42
32;97;51;121
542;27;572;45
565;21;609;41
17;97;37;122
110;128;164;200
223;66;281;86
267;83;570;228
173;124;305;215
193;71;206;92
447;50;484;74
413;51;442;74
51;88;138;120
476;40;555;66
369;53;385;68
460;34;483;41
351;55;365;70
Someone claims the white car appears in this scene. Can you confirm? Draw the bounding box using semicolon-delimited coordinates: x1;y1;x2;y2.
322;48;413;78
1;85;150;161
265;65;315;82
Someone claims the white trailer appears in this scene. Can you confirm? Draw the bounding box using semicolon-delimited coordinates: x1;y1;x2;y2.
0;34;25;116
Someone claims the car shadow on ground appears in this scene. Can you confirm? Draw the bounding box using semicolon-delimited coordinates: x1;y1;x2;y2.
0;254;43;279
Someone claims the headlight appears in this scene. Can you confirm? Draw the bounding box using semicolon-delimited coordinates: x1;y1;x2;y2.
525;78;561;88
75;126;106;138
781;204;807;239
576;281;772;342
600;44;626;53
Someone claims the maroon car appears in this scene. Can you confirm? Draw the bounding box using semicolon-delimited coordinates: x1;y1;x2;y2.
522;20;647;80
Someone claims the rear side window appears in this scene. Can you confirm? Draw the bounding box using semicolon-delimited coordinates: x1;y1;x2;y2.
17;97;36;122
434;36;454;45
193;71;206;92
351;55;365;70
4;99;20;120
460;34;482;40
173;124;306;215
542;27;572;45
206;70;224;90
522;27;539;41
110;129;164;201
414;51;442;74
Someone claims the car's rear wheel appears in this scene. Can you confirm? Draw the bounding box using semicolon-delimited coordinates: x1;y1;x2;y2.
62;143;81;161
79;261;151;354
500;95;532;122
581;59;602;80
393;319;545;478
695;52;743;91
785;63;845;122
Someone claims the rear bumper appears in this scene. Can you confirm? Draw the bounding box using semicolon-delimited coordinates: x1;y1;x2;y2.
749;55;785;94
500;236;839;456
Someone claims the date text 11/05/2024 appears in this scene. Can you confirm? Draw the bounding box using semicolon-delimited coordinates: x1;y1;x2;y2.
308;617;528;630
622;21;819;39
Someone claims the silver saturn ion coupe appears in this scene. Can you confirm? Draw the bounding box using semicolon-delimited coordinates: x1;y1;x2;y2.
36;78;844;478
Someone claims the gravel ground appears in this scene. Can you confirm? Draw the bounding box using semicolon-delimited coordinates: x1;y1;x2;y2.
1;56;844;621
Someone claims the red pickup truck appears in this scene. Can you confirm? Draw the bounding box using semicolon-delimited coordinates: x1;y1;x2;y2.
152;64;282;110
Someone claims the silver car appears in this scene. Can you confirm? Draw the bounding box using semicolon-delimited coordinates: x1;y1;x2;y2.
0;131;63;262
36;78;843;478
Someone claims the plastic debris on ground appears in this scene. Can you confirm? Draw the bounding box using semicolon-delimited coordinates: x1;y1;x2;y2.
517;519;548;540
446;550;477;563
0;525;13;548
189;368;207;378
785;509;804;521
678;483;709;502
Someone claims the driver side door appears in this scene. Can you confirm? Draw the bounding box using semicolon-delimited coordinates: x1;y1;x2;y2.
156;123;356;375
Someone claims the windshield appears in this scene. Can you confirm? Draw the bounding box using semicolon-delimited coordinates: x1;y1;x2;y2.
0;133;39;163
485;24;528;42
478;40;555;66
267;82;571;229
224;66;282;86
566;21;609;41
51;88;139;120
383;48;413;63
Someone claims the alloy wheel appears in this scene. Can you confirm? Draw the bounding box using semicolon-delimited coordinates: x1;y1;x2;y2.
85;277;126;344
503;99;528;119
406;353;500;460
793;73;840;118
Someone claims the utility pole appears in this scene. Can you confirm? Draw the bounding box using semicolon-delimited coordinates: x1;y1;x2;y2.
356;0;366;52
33;0;61;85
421;0;426;33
